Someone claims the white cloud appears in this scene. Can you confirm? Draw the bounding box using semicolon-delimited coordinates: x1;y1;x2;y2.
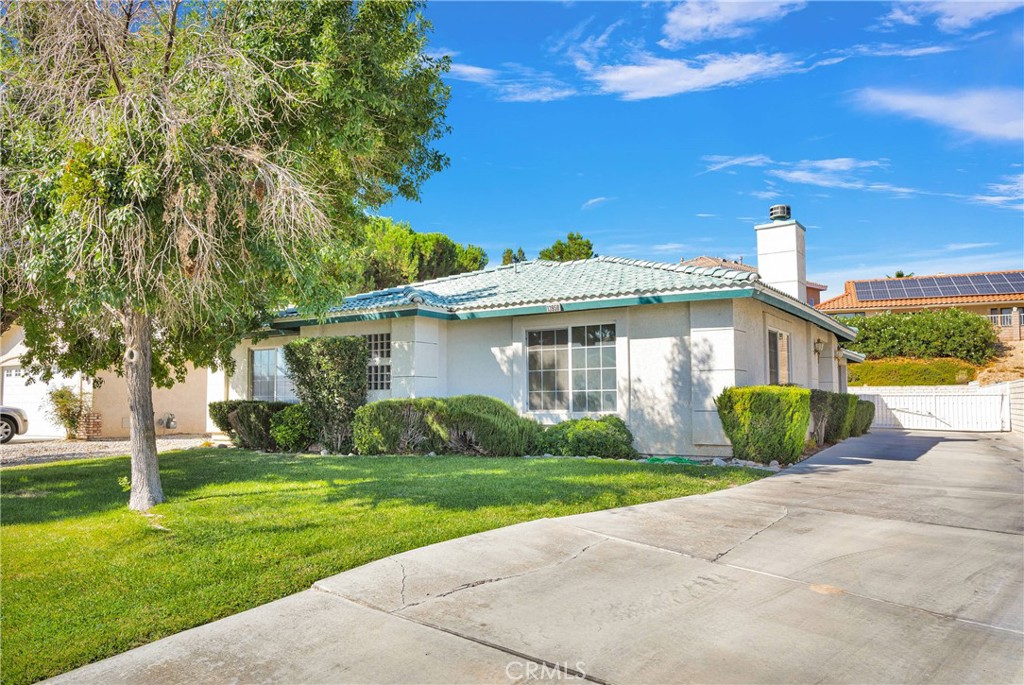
857;87;1024;141
447;63;576;102
702;154;774;173
659;1;805;47
750;189;781;200
944;242;999;251
424;47;460;60
881;1;1024;32
581;196;612;210
592;52;797;100
971;174;1024;210
448;64;500;84
695;213;715;217
853;43;957;58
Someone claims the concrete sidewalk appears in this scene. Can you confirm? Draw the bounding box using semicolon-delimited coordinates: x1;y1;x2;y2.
50;430;1024;684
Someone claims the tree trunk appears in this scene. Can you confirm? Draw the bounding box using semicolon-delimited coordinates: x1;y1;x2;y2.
124;311;165;511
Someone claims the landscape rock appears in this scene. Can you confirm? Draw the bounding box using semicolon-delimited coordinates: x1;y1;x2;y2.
712;457;728;467
320;449;330;456
769;460;780;467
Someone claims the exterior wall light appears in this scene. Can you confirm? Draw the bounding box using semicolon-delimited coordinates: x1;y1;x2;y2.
813;339;826;355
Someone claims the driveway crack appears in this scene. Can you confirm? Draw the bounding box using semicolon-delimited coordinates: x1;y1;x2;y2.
712;507;789;562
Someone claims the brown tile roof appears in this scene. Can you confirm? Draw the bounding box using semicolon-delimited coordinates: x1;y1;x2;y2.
680;255;757;273
816;270;1024;312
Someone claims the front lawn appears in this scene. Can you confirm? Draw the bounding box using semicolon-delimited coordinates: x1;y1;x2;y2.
1;449;766;684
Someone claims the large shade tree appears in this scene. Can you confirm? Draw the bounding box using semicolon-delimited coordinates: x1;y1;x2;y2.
359;216;487;291
0;0;450;510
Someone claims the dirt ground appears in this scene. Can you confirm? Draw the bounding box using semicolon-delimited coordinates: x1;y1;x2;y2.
978;339;1024;385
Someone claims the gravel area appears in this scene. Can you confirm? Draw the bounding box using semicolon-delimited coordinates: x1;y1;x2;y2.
0;435;213;467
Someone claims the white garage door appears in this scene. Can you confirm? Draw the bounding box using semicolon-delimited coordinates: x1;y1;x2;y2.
1;366;80;438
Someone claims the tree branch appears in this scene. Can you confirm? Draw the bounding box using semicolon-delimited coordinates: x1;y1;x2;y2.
162;0;180;78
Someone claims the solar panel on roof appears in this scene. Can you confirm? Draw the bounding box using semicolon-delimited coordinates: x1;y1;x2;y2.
852;271;1024;301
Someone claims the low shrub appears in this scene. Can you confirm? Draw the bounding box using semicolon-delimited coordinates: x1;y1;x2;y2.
352;398;447;455
208;400;247;434
540;415;639;459
282;337;369;453
851;400;875;436
824;392;858;443
715;386;810;465
441;395;543;456
224;401;290;450
809;389;831;448
848;358;977;386
270;404;318;453
45;386;90;439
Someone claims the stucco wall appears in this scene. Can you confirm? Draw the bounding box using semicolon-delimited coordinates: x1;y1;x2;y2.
445;317;514;400
92;365;208;438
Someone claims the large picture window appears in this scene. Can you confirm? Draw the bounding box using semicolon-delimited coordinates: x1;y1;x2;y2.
250;348;298;402
767;330;791;385
528;324;616;412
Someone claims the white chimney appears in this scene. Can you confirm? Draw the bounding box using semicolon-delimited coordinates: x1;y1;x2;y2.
755;204;807;302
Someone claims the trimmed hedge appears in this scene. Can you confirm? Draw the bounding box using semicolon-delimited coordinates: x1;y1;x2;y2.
208;400;247;434
538;415;639;459
848;358;977;386
843;309;998;365
269;404;318;453
353;396;639;458
282;337;369;453
442;395;543;456
825;392;859;443
851;400;875;437
225;401;290;450
715;386;810;465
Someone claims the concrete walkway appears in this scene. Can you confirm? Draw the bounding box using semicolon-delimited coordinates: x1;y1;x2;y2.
51;430;1024;684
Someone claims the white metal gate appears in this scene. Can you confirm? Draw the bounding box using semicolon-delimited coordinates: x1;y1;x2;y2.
852;385;1010;432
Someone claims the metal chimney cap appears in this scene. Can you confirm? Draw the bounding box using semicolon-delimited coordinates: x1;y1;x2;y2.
769;204;791;221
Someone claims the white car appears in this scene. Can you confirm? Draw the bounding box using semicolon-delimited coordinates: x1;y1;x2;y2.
0;406;29;444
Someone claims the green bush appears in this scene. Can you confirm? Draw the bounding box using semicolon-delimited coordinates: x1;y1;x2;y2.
45;386;90;439
848;358;977;386
715;386;810;465
540;415;639;459
217;401;290;450
208;400;247;434
283;337;369;453
352;398;448;455
824;392;858;443
843;309;998;365
851;400;875;437
441;395;542;456
269;404;317;453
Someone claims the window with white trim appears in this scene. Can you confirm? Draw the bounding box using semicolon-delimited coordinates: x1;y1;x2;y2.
250;348;298;402
363;333;392;390
767;330;791;385
528;324;616;412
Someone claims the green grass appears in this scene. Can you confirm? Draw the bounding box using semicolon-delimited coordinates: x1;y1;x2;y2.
0;449;766;685
848;357;978;386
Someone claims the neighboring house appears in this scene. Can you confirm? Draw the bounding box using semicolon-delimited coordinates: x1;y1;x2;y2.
210;207;859;457
0;325;208;439
679;255;828;306
816;271;1024;341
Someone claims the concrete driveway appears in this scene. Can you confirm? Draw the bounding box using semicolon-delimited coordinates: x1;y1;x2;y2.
51;430;1023;684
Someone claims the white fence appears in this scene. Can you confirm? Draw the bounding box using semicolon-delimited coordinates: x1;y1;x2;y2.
851;384;1011;432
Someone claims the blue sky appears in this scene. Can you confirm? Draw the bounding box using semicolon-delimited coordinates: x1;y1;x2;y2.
383;1;1024;295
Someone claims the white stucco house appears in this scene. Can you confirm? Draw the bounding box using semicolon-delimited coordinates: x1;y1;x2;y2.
209;207;859;457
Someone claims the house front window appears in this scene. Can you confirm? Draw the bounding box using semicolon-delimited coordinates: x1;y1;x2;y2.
767;329;791;385
250;348;298;402
528;324;616;413
364;333;392;391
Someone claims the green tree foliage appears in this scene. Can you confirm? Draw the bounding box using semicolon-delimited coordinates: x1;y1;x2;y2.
359;217;487;290
1;1;450;509
501;247;527;265
538;232;594;261
842;309;998;365
45;387;91;440
282;337;369;453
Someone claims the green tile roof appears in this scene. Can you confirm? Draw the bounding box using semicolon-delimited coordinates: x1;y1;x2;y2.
279;256;759;316
275;256;856;340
